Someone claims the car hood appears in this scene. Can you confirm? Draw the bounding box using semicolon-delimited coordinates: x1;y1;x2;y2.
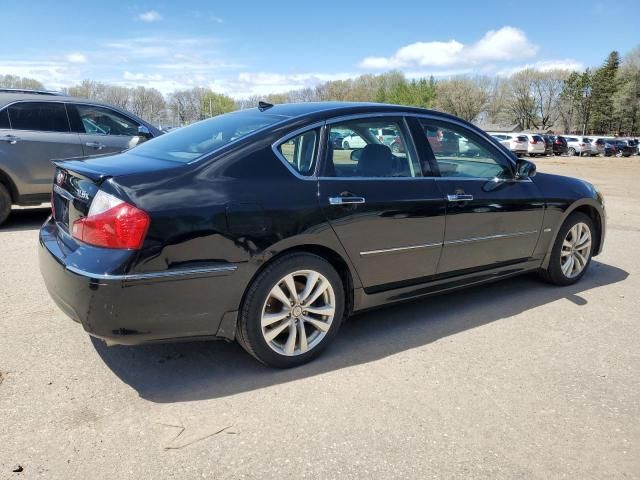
53;151;184;183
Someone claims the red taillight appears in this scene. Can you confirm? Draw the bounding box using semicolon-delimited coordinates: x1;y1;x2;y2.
72;190;149;249
530;140;535;144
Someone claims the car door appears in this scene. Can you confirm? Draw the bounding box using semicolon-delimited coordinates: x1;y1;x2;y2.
319;115;446;290
2;101;83;197
67;103;148;156
413;117;544;275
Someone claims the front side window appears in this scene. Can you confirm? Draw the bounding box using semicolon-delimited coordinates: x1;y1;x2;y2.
8;102;69;132
325;118;421;178
419;120;511;179
76;104;140;136
277;130;318;176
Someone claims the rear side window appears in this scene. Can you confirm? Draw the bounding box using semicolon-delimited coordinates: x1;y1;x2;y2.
8;102;69;132
276;130;318;176
0;108;9;129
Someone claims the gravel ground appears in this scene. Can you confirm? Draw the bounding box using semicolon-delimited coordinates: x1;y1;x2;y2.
0;156;638;479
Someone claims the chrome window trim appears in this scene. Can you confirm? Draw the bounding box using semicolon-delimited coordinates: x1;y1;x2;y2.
360;242;442;257
271;120;325;181
444;230;538;246
65;264;238;281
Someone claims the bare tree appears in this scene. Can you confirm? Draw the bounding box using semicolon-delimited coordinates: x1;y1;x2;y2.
434;77;488;122
0;75;45;89
531;70;567;130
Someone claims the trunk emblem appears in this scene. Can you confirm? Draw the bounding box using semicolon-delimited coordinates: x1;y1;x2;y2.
56;171;65;186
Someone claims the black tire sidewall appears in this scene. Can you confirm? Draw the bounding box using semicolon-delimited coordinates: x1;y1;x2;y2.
239;253;345;368
546;212;595;285
0;184;11;226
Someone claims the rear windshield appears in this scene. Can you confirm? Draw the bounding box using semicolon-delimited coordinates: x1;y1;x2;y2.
131;111;285;163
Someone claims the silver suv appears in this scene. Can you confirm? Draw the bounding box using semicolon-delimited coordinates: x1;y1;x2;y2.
0;89;161;225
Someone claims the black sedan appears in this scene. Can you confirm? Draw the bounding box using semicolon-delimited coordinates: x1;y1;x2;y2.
40;102;606;367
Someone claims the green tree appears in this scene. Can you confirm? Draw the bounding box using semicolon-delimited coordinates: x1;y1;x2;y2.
589;51;620;133
613;46;640;135
201;91;236;117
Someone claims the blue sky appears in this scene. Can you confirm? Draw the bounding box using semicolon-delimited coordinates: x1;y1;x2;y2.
1;0;638;97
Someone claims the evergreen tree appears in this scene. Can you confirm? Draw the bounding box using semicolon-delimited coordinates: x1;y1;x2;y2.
590;51;620;133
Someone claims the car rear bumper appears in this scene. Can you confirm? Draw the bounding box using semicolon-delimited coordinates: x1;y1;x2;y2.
39;218;241;345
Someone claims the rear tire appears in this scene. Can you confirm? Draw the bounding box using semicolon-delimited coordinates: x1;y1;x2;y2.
0;183;11;226
539;212;595;286
237;253;345;368
568;147;576;156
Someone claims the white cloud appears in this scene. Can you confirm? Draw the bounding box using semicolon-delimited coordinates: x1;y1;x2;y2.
66;53;87;64
498;59;585;76
138;10;162;22
210;15;223;23
360;26;538;70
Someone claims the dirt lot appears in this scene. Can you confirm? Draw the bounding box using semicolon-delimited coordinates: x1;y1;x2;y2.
1;156;639;479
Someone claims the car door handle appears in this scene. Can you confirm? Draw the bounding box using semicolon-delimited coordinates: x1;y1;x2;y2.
85;142;106;150
447;194;474;202
1;135;21;144
329;196;366;205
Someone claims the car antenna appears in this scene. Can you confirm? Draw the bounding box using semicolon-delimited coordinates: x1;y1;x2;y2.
258;101;274;112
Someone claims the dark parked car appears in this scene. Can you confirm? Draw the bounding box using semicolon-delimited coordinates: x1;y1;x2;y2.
594;138;614;156
540;134;554;155
0;89;162;225
329;130;345;150
609;139;634;157
39;102;606;367
551;135;568;156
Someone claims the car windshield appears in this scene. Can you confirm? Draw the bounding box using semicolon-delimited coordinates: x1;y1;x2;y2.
130;110;285;163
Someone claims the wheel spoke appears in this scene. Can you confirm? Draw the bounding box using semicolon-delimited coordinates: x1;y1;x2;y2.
561;249;572;257
283;321;297;355
264;319;291;343
270;284;292;306
569;225;578;244
298;272;319;303
562;255;573;276
261;310;289;327
563;240;573;250
574;251;587;270
302;315;330;332
297;320;308;353
304;279;329;306
304;305;335;317
283;274;298;302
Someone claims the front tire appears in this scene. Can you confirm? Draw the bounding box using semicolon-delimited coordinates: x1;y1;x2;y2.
539;212;595;286
237;253;345;368
0;183;11;226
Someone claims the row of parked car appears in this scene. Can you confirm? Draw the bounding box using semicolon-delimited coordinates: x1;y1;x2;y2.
488;132;640;158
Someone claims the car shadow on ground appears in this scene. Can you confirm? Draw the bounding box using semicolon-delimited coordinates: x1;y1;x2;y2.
0;207;50;232
92;260;628;403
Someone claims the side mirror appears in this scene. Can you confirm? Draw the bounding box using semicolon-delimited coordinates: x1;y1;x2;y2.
350;149;362;161
516;159;536;179
137;125;152;139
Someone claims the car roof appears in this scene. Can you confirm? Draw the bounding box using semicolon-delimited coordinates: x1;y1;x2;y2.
243;101;459;121
0;91;121;109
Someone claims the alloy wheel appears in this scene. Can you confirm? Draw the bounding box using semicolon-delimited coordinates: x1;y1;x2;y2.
560;222;592;278
261;270;336;356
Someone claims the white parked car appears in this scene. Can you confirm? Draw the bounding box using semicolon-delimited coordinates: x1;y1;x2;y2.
488;133;528;156
341;133;366;149
564;136;594;156
522;134;546;156
369;127;397;146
